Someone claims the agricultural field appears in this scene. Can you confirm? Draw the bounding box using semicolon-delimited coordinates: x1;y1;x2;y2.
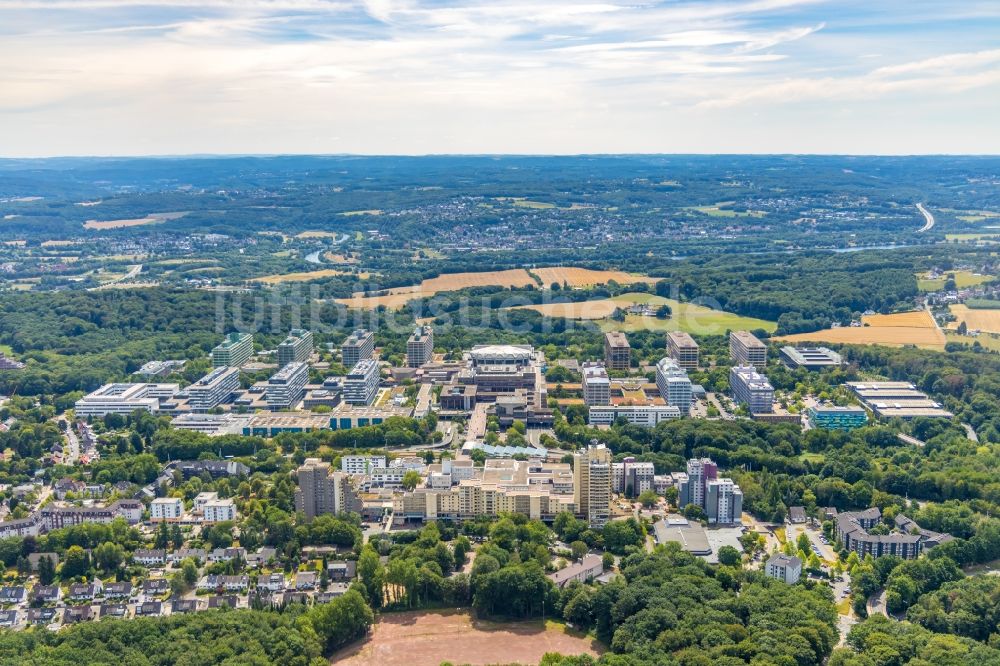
252;268;357;284
339;209;383;216
778;310;946;350
530;266;659;288
324;252;359;264
336;269;537;310
295;230;342;239
83;211;188;230
945;332;1000;352
332;610;603;666
514;300;620;320
949;304;1000;334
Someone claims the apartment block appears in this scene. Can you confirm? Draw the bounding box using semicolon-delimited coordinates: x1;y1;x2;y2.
603;331;631;371
344;358;380;406
667;331;700;370
74;383;179;417
729;365;774;414
581;362;610;406
655;357;692;415
150;497;183;522
574;444;612;528
341;329;375;369
612;457;655;496
277;329;313;368
706;477;743;524
340;455;387;475
212;333;254;368
294;458;361;520
203;498;237;523
266;361;309;410
588;405;680;427
187;366;240;412
766;554;802;584
407;325;434;368
729;330;766;369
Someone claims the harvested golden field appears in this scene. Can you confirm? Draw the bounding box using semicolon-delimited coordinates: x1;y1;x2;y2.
778;310;945;350
253;269;355;284
516;300;620;319
336;269;536;310
295;230;341;238
949;304;1000;334
40;240;76;247
84;211;188;230
324;252;359;264
531;267;660;288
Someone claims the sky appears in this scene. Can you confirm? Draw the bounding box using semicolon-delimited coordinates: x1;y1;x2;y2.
1;0;999;156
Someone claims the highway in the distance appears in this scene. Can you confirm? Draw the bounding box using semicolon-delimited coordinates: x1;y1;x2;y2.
916;202;935;232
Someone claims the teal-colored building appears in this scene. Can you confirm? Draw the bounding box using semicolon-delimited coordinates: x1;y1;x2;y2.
807;405;868;430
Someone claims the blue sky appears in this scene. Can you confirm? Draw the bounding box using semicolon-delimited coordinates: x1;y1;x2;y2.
1;0;998;156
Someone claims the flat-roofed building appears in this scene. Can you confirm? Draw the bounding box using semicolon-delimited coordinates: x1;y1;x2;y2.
581;362;610;406
150;497;183;522
667;331;700;370
187;366;240;412
807;405;868;430
456;344;547;409
574;444;612;528
612;458;655;496
656;357;692;415
588;405;681;427
844;381;954;420
604;331;631;370
730;330;766;369
407;325;434;368
393;459;575;523
706;477;742;524
294;458;362;520
242;413;332;437
344;358;380;406
729;366;774;414
780;346;842;370
266;361;308;410
341;329;374;369
171;412;253;436
75;383;179;417
203;498;237;523
212;333;254;368
653;516;712;555
277;329;313;367
341;455;387;475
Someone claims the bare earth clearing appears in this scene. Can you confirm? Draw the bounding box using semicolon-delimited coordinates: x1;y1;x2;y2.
331;609;604;666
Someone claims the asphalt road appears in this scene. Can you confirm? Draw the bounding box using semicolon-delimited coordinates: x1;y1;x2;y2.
916;202;935;232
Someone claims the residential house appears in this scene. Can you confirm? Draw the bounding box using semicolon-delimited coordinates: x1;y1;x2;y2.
294;571;318;590
327;560;357;582
0;586;26;605
133;549;167;566
103;581;133;599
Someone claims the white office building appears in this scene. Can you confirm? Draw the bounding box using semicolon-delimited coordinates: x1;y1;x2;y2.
277;329;313;368
655;357;692;415
581;362;610;406
75;383;179;417
729;365;774;414
588;405;680;427
341;329;375;369
344;359;380;406
187;367;240;412
266;362;309;410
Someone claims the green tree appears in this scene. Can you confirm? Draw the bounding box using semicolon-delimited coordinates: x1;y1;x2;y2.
402;470;422;491
62;545;90;579
717;545;741;567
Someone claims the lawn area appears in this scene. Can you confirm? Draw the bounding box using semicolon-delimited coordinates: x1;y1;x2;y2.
836;598;852;616
683;201;766;218
799;452;825;464
917;269;994;291
598;293;776;335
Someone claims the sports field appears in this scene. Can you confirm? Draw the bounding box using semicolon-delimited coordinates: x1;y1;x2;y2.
778;310;945;350
949;304;1000;334
331;609;604;666
336;269;538;309
532;267;659;288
